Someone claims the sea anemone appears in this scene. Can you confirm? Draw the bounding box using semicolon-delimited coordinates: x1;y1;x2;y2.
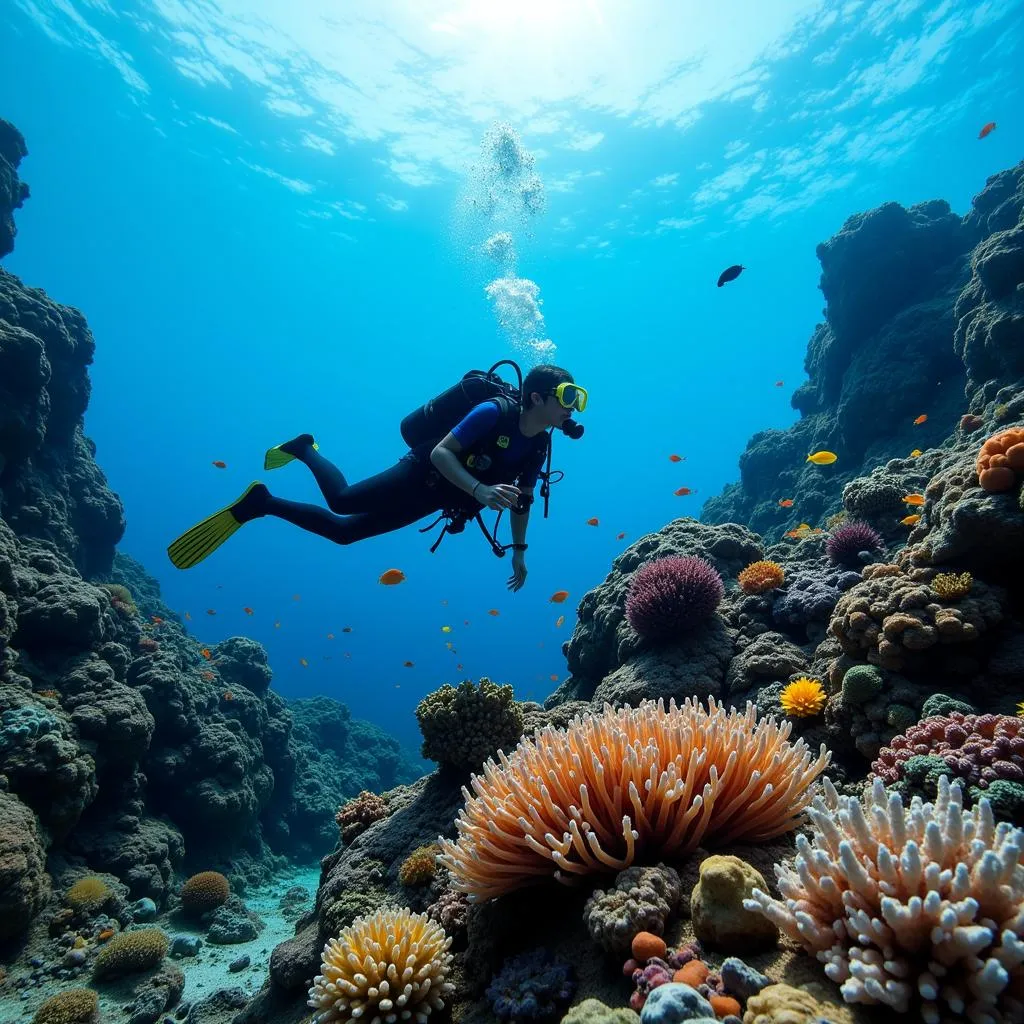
625;556;724;640
825;519;884;567
737;560;785;595
307;908;454;1024
779;677;826;718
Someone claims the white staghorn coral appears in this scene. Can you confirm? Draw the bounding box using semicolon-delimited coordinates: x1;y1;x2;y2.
744;776;1024;1023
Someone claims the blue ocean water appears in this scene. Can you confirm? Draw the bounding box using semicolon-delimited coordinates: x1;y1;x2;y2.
1;0;1021;756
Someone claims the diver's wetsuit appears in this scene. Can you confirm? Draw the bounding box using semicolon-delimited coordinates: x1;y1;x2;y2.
257;403;547;545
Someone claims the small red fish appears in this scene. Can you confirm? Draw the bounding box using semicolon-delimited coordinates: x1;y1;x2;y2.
913;414;927;425
616;532;626;540
549;590;570;604
378;568;406;586
201;648;212;659
674;487;695;496
668;454;684;463
586;517;599;526
211;460;227;469
778;498;794;507
151;615;163;624
488;609;500;617
549;673;559;681
243;606;253;615
978;121;996;139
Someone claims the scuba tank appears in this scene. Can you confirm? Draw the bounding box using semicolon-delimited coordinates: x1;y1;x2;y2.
400;360;523;449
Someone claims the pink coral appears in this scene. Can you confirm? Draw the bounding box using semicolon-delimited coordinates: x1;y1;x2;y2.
625;556;724;639
334;790;388;843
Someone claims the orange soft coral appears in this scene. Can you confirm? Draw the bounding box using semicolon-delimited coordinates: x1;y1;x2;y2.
737;560;785;595
976;427;1024;492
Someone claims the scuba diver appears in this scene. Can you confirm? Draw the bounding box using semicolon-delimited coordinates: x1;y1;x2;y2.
166;362;587;592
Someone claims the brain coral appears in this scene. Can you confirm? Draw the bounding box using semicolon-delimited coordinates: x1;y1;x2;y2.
438;698;830;902
976;427;1024;492
179;871;230;915
828;562;1004;670
737;560;785;595
415;677;524;771
625;556;725;639
306;908;454;1024
745;776;1024;1021
583;863;682;954
825;519;884;566
31;988;99;1024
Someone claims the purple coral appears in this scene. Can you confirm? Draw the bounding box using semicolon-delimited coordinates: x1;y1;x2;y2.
825;520;884;567
625;556;724;640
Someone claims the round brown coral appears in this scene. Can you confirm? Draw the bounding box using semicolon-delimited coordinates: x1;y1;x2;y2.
179;871;230;915
335;790;389;843
92;928;169;979
32;988;99;1024
976;427;1024;492
737;560;785;595
65;876;111;913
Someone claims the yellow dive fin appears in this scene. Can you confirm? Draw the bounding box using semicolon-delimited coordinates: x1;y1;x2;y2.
167;482;263;570
264;436;318;471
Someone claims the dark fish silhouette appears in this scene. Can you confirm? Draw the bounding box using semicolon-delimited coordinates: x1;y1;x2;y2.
717;264;745;287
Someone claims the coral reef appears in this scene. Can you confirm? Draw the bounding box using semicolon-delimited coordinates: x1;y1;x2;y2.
625;556;725;640
0;789;51;939
439;698;829;901
415;677;524;772
746;776;1024;1020
306;908;454;1024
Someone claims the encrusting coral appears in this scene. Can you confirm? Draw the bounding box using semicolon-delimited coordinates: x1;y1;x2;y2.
438;697;830;901
625;556;725;639
745;776;1024;1022
306;908;454;1024
737;560;785;595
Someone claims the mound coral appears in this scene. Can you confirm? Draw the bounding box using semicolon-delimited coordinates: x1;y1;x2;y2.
779;677;826;718
737;560;785;595
399;844;441;886
179;871;230;915
825;520;884;566
31;988;99;1024
976;427;1024;492
438;698;830;902
415;677;524;771
583;863;682;954
306;908;454;1024
335;790;389;843
65;876;111;913
745;777;1024;1021
931;570;973;599
625;556;724;639
92;928;169;979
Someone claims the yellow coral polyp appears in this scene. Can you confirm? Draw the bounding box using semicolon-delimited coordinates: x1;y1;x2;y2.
780;677;826;718
931;571;973;599
66;876;111;913
399;844;441;886
737;560;785;595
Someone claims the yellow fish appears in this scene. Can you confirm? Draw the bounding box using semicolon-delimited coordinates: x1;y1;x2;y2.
441;625;452;633
901;514;921;526
910;449;922;457
903;494;925;506
806;451;837;465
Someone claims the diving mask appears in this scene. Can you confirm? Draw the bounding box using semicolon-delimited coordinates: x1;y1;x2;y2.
551;382;588;412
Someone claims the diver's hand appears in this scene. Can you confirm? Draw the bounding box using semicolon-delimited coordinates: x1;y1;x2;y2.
478;483;520;511
507;551;527;592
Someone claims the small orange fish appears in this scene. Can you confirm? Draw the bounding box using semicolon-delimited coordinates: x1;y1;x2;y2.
378;568;406;586
300;657;308;667
903;494;925;506
778;498;794;507
212;460;227;469
243;606;253;615
586;517;599;526
202;670;214;681
206;609;216;616
978;121;996;139
151;615;163;624
775;380;784;387
201;648;212;659
616;532;626;540
674;487;695;496
913;414;927;425
550;674;559;681
785;529;801;539
668;454;684;463
403;660;414;667
488;609;500;617
901;514;921;526
326;632;334;640
342;626;352;633
184;612;192;620
555;615;565;628
549;590;570;603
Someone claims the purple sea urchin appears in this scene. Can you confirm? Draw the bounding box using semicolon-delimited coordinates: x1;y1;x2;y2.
625;556;724;640
825;520;883;567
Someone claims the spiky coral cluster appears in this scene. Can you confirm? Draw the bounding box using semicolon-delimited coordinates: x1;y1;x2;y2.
873;712;1024;788
625;556;724;639
32;988;99;1024
335;790;389;843
825;519;884;566
931;571;973;599
179;871;230;915
399;844;441;886
438;698;830;902
307;908;454;1024
745;777;1024;1021
737;560;785;595
779;677;826;718
976;427;1024;492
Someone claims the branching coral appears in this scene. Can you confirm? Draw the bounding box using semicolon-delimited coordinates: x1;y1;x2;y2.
625;556;724;639
335;790;389;843
399;844;441;886
779;677;826;718
737;560;785;595
976;427;1024;492
307;908;454;1024
931;571;973;599
438;698;830;902
744;777;1024;1022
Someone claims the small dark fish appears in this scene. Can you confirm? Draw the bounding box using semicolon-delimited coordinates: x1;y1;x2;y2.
717;264;745;287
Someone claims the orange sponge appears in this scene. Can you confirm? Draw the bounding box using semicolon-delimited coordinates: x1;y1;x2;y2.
977;428;1024;492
